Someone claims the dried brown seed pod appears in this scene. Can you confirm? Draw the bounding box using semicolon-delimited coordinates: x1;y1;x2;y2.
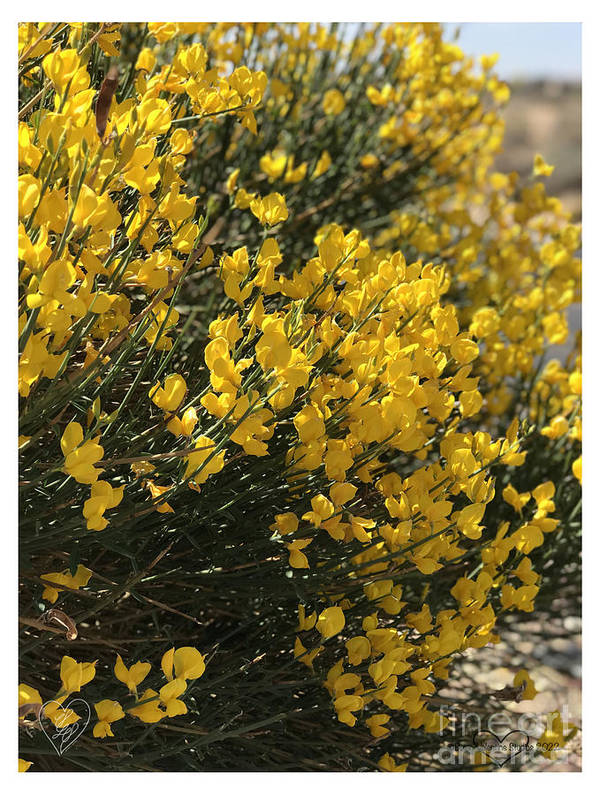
42;608;78;641
95;65;119;141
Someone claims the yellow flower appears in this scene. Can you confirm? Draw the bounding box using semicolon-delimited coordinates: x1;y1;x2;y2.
41;564;92;603
43;697;81;729
294;637;323;669
532;481;555;517
135;47;156;73
97;24;121;57
19;683;42;716
533;153;555;177
256;316;292;369
330;482;357;506
296;604;317;631
161;646;206;681
145;480;175;513
167;406;198;438
284;156;307;183
234;187;257;209
26;258;76;309
459;389;483;418
334;693;363;726
93;700;125;738
325;440;354;481
455;503;485;539
260;150;288;179
42;48;81;92
294;404;325;443
147;22;179;43
366;713;391;738
114;654;151;695
18;759;33;772
312;150;332;178
18;174;41;218
250;193;288;227
322;88;345;116
83;481;124;531
503;484;531;514
537;710;578;758
406;603;433;633
316;606;345;639
480;53;499;71
512;557;539;586
450;336;479;364
128;689;164;724
60;655;97;694
513;669;538;701
541;415;569;439
500;583;539;613
346;636;371;666
226;168;240;194
61;422;104;484
360;153;379;169
184;436;226;485
569;371;582;395
286;538;312;569
159;679;188;717
302;494;334;528
136;97;172;136
149;374;187;412
270;512;299;536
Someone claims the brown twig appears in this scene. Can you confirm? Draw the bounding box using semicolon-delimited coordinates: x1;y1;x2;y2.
19;616;65;635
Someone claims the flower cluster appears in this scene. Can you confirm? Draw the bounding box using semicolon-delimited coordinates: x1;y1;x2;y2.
19;22;580;772
19;644;206;772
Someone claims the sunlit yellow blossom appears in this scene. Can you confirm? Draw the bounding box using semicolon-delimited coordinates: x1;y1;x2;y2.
149;374;187;413
61;422;104;485
250;193;288;226
184;436;226;485
83;481;124;531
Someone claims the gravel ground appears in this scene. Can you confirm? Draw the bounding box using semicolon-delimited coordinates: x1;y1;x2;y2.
438;616;581;771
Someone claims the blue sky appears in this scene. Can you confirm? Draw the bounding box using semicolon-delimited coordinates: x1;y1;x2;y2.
448;23;581;81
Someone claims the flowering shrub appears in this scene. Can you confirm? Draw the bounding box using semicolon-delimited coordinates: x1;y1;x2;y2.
18;22;581;772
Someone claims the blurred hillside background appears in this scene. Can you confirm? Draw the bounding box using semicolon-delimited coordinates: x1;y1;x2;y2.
451;22;581;219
